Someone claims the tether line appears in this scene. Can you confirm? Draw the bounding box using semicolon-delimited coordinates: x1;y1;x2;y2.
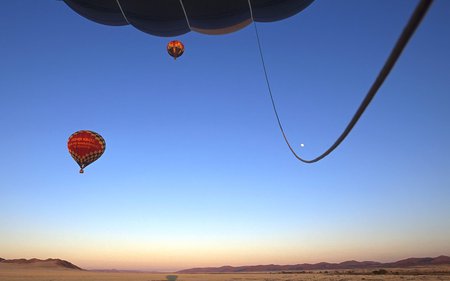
247;0;433;163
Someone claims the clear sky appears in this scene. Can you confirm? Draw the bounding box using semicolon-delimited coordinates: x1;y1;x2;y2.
1;0;449;272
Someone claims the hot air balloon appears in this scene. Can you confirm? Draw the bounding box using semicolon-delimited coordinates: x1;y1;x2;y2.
68;130;106;173
167;40;184;59
61;0;432;164
62;0;314;37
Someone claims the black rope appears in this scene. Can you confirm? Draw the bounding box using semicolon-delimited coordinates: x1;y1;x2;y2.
248;0;433;163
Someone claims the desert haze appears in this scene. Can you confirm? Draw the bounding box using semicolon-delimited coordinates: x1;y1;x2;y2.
0;256;449;281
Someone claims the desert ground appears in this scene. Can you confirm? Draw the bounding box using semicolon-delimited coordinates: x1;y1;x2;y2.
0;264;449;281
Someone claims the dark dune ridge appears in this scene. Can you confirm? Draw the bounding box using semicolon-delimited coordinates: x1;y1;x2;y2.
0;258;82;270
177;255;450;273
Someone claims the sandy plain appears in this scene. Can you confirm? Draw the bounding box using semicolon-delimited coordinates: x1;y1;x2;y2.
0;265;449;281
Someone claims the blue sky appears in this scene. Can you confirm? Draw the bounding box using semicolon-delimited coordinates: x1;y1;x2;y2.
1;0;449;271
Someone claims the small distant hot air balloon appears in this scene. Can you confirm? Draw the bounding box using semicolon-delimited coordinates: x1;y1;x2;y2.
167;40;184;59
68;130;106;173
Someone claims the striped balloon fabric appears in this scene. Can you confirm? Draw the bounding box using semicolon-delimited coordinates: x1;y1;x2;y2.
67;130;106;173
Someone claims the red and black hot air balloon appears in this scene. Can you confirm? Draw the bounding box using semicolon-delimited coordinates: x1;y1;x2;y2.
167;40;184;59
68;130;106;173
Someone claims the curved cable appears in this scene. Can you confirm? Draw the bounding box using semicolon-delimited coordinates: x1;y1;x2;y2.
247;0;433;163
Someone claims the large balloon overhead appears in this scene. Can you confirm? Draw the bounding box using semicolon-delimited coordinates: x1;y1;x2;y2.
68;130;106;173
63;0;314;37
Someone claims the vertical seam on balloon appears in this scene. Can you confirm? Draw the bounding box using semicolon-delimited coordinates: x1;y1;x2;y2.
115;0;130;25
179;0;192;31
247;0;255;23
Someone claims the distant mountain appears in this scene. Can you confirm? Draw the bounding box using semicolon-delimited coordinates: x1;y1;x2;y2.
386;256;450;267
177;255;450;273
0;258;82;270
431;255;450;264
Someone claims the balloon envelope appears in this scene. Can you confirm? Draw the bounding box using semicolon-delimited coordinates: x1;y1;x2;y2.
63;0;314;37
67;130;106;173
167;40;184;59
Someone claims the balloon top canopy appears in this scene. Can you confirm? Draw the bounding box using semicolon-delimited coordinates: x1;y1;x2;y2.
63;0;314;37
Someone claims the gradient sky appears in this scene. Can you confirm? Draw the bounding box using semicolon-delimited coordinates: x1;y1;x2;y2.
1;0;449;272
